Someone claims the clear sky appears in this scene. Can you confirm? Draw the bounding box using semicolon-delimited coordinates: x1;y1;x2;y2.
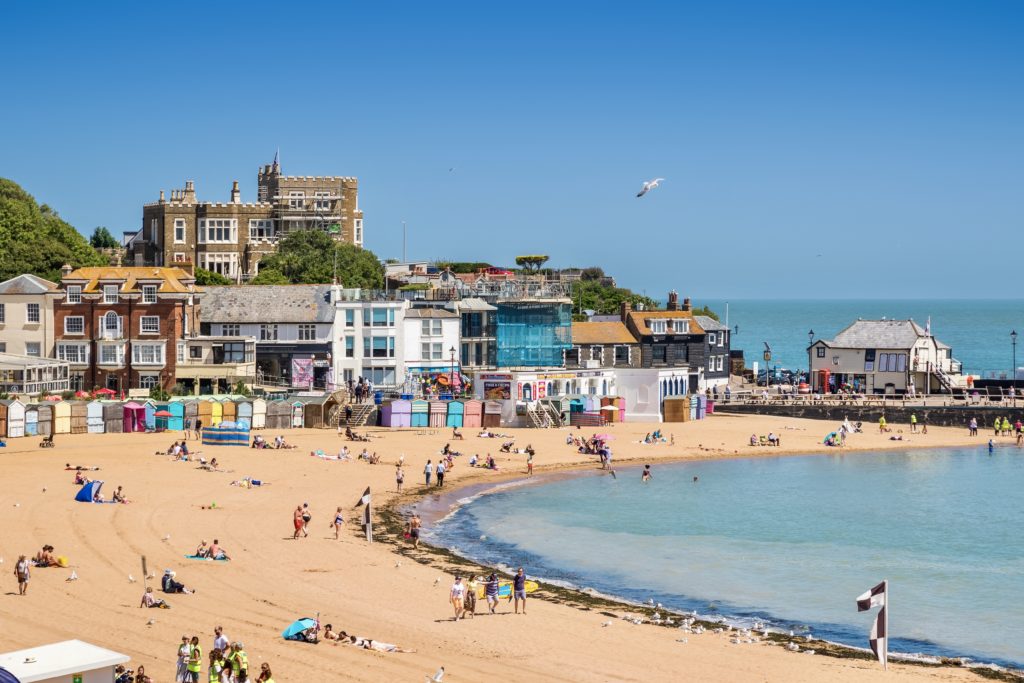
2;1;1021;299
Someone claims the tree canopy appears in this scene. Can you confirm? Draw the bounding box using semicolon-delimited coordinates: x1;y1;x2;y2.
89;226;119;249
514;254;549;272
194;268;232;286
571;279;658;320
0;178;107;282
251;229;384;287
691;305;719;321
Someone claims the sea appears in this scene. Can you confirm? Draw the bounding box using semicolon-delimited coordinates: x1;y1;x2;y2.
697;299;1024;378
428;447;1024;668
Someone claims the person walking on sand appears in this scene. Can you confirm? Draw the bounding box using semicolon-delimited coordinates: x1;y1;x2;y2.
184;416;192;440
187;636;202;683
213;626;229;656
293;505;305;540
407;514;421;548
464;576;478;618
301;503;312;537
969;417;978;436
513;566;528;614
450;575;466;620
195;418;203;441
485;572;500;614
527;452;534;476
395;464;404;493
175;636;190;682
14;555;29;596
436;459;446;487
331;506;345;540
910;413;918;433
424;459;433;486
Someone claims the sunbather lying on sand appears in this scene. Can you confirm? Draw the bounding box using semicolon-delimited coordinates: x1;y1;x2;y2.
65;463;100;471
336;631;414;653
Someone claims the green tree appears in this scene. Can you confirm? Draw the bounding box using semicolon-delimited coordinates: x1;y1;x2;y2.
253;229;384;287
89;226;119;249
691;305;719;321
0;178;107;282
514;254;549;272
194;268;233;285
571;279;658;319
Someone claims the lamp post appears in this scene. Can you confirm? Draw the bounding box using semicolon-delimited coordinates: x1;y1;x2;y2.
807;329;814;392
450;345;457;398
1012;330;1018;407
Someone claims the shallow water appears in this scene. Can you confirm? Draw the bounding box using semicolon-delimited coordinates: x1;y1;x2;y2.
429;446;1024;666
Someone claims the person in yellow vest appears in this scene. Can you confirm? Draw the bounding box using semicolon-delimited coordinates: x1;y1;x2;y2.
878;415;887;433
186;636;202;683
256;662;275;683
910;413;918;433
229;642;249;683
208;648;225;683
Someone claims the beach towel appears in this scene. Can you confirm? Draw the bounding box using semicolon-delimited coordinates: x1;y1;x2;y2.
183;554;230;561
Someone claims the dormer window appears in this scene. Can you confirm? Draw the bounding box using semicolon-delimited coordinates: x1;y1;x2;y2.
142;285;157;304
67;286;82;304
649;320;667;334
103;285;119;304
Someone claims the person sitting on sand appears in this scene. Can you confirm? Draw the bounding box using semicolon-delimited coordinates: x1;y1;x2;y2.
322;624;340;641
469;454;479;467
277;436;296;449
452;427;464;440
767;433;779;446
749;433;758;446
93;489;106;502
196;540;210;557
500;441;514;453
140;586;169;608
112;486;129;503
486;455;498;470
161;569;194;594
33;545;57;567
74;470;91;485
208;539;229;560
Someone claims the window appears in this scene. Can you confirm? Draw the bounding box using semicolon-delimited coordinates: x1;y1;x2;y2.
64;316;85;334
718;333;725;347
708;333;716;345
173;252;189;263
298;324;316;341
25;342;41;357
99;343;124;365
103;285;119;304
0;303;4;323
878;353;889;372
199;252;238;277
197;218;238;244
420;343;443;360
103;311;122;338
369;308;394;327
589;346;602;361
364;336;395;358
140;316;160;334
671;319;690;334
66;286;82;304
649;320;667;334
57;343;88;364
896;354;907;372
344;309;355;327
221;342;247;363
288;191;305;209
26;303;40;323
132;343;165;365
142;285;157;304
260;324;278;341
0;342;6;353
718;356;725;372
652;345;668;363
150;218;158;240
190;345;203;359
615;345;630;365
354;219;363;245
564;348;580;365
314;191;331;210
421;319;443;336
174;219;186;243
177;343;185;363
345;336;354;357
816;347;825;358
221;324;240;336
139;374;160;389
249;219;275;242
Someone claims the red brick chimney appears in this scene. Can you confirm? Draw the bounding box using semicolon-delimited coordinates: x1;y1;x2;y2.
667;291;679;311
683;297;692;312
620;300;632;321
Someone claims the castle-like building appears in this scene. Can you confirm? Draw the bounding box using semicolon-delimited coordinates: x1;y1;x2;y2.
124;156;364;281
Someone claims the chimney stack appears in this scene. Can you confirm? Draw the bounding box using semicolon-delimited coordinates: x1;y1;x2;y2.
159;190;165;203
183;180;196;203
683;297;692;312
620;300;632;321
231;180;240;204
60;264;74;279
667;290;679;311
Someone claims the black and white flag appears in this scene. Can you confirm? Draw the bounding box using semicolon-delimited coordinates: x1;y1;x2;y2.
856;580;888;669
354;486;371;508
362;501;373;543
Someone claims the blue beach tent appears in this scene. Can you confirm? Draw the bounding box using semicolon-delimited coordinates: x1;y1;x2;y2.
0;667;21;683
282;617;318;641
74;480;103;502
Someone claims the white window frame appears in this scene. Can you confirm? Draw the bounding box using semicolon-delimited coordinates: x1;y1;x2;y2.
221;324;240;336
141;284;158;304
173;219;186;244
140;316;160;334
24;342;41;357
197;218;238;244
177;343;185;363
64;316;85;335
199;252;238;278
248;219;275;242
99;343;125;365
102;311;122;338
260;324;278;341
288;191;305;209
139;374;160;389
103;285;119;304
26;303;40;323
57;343;89;364
354;219;363;246
298;324;317;341
314;191;331;211
649;320;667;334
708;333;716;345
66;286;82;304
132;343;165;365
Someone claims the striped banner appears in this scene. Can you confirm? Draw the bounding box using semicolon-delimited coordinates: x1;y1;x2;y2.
856;580;888;669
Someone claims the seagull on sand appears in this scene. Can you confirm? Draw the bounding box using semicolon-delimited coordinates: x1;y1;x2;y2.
128;574;136;583
426;667;445;682
636;178;664;197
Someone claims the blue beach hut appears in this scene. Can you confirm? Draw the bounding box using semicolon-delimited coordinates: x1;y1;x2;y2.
446;400;464;428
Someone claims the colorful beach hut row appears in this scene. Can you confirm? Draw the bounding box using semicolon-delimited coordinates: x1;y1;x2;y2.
379;399;502;428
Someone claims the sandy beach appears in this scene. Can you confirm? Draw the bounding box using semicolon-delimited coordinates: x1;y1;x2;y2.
0;413;1000;682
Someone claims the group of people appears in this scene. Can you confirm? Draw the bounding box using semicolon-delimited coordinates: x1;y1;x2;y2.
467;453;500;470
749;432;781;446
182;417;204;440
319;624;414;653
448;567;530;621
172;627;274;683
641;430;670;444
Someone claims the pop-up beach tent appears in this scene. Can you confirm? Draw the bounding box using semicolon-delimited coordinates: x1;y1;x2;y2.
75;480;104;503
0;666;19;683
282;617;319;642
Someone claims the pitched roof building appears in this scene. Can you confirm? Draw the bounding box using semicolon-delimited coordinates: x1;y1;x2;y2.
0;274;62;358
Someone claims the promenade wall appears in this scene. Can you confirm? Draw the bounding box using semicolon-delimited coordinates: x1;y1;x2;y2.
713;403;1023;428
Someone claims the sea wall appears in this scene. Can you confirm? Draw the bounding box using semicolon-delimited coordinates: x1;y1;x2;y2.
713;403;1024;428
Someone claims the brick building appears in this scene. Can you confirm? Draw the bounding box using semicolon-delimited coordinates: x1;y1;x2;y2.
53;266;202;392
125;155;364;281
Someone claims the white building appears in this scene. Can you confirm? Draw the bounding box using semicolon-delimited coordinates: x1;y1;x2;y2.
402;308;461;392
333;290;406;388
0;639;129;683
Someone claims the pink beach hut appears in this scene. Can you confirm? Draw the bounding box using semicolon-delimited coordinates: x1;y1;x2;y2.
122;401;147;432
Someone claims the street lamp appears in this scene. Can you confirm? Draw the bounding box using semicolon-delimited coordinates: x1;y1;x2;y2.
1012;330;1018;406
807;329;814;391
450;346;457;397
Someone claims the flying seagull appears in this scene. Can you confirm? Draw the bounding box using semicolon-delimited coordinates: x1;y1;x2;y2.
636;178;664;198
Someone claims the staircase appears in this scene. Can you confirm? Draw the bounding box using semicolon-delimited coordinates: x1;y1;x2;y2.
330;403;376;428
541;403;563;427
933;365;955;393
526;407;547;428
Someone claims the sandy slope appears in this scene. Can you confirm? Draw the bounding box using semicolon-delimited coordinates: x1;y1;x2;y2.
0;413;993;682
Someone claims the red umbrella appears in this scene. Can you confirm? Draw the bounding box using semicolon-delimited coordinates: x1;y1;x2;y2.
44;395;63;402
95;388;116;396
74;391;90;399
154;410;173;417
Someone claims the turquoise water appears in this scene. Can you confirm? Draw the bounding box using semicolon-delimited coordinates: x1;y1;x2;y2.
698;299;1024;377
430;447;1024;666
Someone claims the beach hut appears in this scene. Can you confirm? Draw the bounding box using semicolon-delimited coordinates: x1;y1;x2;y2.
380;400;397;427
24;405;39;436
54;401;72;434
122;402;146;433
210;399;224;426
303;397;326;428
36;404;53;436
0;401;7;437
197;399;213;429
154;408;172;431
221;397;237;423
184;399;199;428
462;399;483;428
87;401;105;433
266;400;290;430
290;401;305;428
143;400;157;431
236;400;253;429
428;400;447;428
446;400;464;428
168;401;185;432
410;399;429;428
250;398;266;429
103;402;123;433
3;400;26;438
383;399;411;428
483;400;502;428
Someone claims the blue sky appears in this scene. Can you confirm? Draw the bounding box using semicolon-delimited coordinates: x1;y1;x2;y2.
2;1;1022;299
